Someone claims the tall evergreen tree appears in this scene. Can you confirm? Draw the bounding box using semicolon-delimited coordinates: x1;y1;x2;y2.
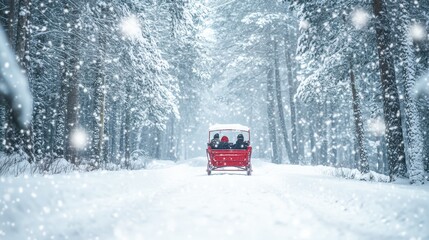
395;0;425;184
372;0;407;180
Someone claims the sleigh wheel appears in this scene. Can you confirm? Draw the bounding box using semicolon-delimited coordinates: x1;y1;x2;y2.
207;163;212;175
246;165;252;176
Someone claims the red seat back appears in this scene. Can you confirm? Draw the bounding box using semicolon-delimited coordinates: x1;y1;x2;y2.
207;147;252;167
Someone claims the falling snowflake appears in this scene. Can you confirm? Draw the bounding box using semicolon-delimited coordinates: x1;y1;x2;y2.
409;23;426;41
201;27;216;42
351;9;370;30
71;128;88;150
299;19;310;30
413;71;429;97
120;15;141;39
367;118;385;136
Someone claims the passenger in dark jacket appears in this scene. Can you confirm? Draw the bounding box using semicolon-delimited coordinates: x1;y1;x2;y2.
210;133;220;148
233;134;248;149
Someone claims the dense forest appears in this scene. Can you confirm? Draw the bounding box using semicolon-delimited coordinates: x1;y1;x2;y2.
0;0;208;171
0;0;428;184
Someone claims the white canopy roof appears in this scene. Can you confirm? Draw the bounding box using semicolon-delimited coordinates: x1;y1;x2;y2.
209;124;250;132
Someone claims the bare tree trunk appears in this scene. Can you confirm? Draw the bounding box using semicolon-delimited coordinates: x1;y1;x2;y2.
273;40;292;164
90;2;109;167
309;118;317;165
3;0;16;155
155;128;161;159
415;32;429;174
1;2;9;152
119;104;125;158
15;0;30;68
110;100;119;163
373;0;407;181
124;87;131;163
6;0;15;42
328;102;338;166
54;55;68;159
267;67;280;164
296;103;305;163
168;117;177;161
64;3;81;165
398;3;425;184
176;124;182;161
91;44;106;167
349;61;369;174
32;39;47;160
419;98;429;173
284;34;298;164
4;0;34;162
65;74;79;165
319;101;328;166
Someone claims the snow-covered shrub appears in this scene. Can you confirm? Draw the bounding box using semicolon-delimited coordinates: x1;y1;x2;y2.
30;155;73;174
120;156;152;170
34;158;75;175
320;166;390;182
104;162;122;171
0;153;76;176
0;151;31;176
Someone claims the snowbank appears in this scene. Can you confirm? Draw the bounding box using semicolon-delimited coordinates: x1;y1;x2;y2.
318;165;390;182
0;158;428;239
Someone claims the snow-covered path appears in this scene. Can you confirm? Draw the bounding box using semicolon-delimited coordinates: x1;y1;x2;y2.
1;158;428;240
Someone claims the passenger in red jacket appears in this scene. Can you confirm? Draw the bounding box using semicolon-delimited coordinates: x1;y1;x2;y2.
219;136;230;149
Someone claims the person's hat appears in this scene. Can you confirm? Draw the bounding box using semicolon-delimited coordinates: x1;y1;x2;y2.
237;134;244;140
214;133;219;139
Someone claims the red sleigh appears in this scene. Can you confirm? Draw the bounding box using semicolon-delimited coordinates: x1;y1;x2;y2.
206;124;252;176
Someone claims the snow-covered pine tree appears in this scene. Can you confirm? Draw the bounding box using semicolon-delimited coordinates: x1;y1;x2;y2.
2;0;16;155
405;0;429;175
293;0;332;166
0;0;34;162
207;0;298;162
29;0;49;161
0;1;7;28
0;0;207;170
15;0;29;68
29;1;71;161
150;0;206;160
292;0;373;172
64;1;82;165
417;2;429;173
116;1;180;162
0;0;7;152
393;0;425;184
88;1;109;168
423;4;428;173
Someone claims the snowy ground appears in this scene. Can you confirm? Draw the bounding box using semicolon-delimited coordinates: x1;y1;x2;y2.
1;158;428;240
